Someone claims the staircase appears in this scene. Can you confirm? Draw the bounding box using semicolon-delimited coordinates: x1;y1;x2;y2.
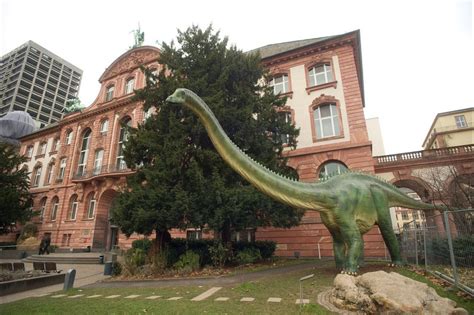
22;253;103;264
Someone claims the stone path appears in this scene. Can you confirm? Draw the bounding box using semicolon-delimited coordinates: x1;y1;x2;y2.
36;288;315;304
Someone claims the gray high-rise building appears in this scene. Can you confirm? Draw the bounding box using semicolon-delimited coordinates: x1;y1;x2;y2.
0;41;83;127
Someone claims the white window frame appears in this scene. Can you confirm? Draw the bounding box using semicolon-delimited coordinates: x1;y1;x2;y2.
455;115;467;128
269;74;289;95
87;197;96;219
100;120;109;134
125;78;135;94
116;119;131;170
308;63;334;86
65;130;73;145
38;142;47;155
313;104;340;139
51;199;59;221
45;162;54;185
279;111;292;144
39;198;47;221
93;149;104;175
105;85;114;101
70;197;78;220
77;130;91;176
54;138;60;151
58;158;67;180
26;146;33;158
33;166;42;186
319;161;347;180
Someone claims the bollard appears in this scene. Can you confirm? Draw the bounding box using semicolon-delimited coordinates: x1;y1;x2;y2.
104;261;112;275
63;269;76;291
99;255;104;264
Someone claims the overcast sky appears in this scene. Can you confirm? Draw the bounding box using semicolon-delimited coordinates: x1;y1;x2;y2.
1;0;472;154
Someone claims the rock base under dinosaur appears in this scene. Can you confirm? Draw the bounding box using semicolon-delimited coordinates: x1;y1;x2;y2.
321;270;467;314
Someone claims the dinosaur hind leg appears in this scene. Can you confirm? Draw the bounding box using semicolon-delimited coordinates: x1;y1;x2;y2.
371;187;403;266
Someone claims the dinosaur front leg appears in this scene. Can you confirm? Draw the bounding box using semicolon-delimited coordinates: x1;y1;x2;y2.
328;229;346;270
339;221;363;275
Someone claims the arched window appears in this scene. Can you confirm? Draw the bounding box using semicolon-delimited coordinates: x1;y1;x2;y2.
269;74;289;95
313;103;340;139
57;157;67;181
105;85;114;101
44;159;55;185
308;63;334;87
125;77;135;94
39;197;47;221
86;193;96;219
25;145;34;158
116;117;131;170
77;129;91;176
319;161;348;180
32;164;42;187
68;195;78;220
38;142;47;155
65;129;73;145
93;149;104;175
50;196;59;221
100;119;109;134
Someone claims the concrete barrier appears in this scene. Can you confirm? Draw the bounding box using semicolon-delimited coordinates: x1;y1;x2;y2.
0;273;65;296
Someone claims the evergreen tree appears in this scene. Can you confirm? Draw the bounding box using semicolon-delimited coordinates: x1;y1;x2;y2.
0;143;34;234
111;25;302;249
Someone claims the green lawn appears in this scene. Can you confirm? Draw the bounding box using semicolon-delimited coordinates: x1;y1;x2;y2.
1;260;472;314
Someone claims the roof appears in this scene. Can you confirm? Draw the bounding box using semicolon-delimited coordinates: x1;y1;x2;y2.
247;35;338;59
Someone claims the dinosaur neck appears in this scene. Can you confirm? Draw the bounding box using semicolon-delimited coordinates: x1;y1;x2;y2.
179;90;331;211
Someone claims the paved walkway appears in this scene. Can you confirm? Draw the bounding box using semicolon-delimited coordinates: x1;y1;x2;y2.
1;260;318;305
84;261;317;289
0;261;108;304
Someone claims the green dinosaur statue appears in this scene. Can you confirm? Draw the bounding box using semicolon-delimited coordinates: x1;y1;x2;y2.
166;88;441;274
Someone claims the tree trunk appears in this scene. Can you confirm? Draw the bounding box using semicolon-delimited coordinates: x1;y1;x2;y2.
154;229;171;253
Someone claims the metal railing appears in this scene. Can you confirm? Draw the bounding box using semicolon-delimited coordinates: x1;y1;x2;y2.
375;144;474;165
72;163;132;180
400;209;474;296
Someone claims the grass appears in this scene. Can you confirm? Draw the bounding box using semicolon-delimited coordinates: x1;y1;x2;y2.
1;260;472;314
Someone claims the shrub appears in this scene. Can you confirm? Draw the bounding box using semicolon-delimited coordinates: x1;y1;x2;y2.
123;248;147;275
208;241;230;268
132;239;153;252
254;241;276;260
174;250;200;273
236;247;261;265
111;261;122;276
150;249;169;275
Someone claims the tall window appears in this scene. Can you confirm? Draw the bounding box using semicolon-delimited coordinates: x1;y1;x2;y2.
269;74;289;95
116;118;131;170
105;85;114;101
93;149;104;175
45;161;55;185
319;161;347;180
455;115;467;128
65;130;73;145
69;195;78;220
278;111;292;144
39;197;47;221
313;104;340;139
100;119;109;134
32;164;42;187
50;197;59;221
308;63;334;86
125;78;135;94
58;158;67;181
87;193;96;219
77;129;91;176
53;138;60;151
26;145;33;158
38;142;47;155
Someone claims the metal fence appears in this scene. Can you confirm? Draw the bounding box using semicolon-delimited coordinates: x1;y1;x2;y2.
400;209;474;296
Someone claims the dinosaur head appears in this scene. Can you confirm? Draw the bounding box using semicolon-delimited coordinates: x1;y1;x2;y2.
166;88;187;104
